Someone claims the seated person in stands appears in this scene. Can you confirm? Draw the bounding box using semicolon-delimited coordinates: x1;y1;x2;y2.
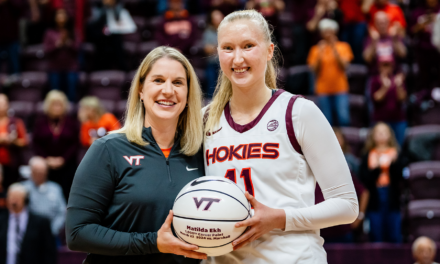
0;165;6;212
155;0;196;56
307;19;353;127
22;156;66;238
78;96;121;148
0;94;27;190
359;122;403;243
44;8;79;102
363;11;407;74
246;0;285;44
33;90;79;200
413;236;439;264
203;9;224;98
368;0;406;37
369;55;407;146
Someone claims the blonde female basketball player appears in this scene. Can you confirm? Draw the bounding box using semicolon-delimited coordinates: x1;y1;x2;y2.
203;10;359;264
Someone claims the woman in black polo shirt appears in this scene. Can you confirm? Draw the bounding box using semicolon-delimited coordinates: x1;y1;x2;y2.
66;46;207;263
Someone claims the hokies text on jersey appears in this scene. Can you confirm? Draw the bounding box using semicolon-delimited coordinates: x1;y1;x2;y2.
205;143;279;166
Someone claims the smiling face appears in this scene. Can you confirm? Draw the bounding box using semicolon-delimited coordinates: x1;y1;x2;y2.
139;57;188;127
217;19;274;90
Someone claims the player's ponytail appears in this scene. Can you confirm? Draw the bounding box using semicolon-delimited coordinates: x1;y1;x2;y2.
205;10;279;135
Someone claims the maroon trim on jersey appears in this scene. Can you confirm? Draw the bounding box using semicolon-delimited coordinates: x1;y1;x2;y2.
225;89;285;133
286;95;304;155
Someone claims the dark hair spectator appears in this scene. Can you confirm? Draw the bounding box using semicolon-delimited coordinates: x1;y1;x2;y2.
338;0;371;63
307;19;353;126
290;0;317;65
22;156;66;238
369;57;407;146
87;0;136;71
78;96;121;148
368;0;406;37
0;0;24;74
246;0;285;44
155;0;197;56
306;0;343;33
411;0;440;93
25;0;55;45
363;11;407;74
51;0;90;42
359;122;403;243
412;236;439;264
32;90;79;200
0;94;28;190
1;183;57;264
203;9;223;98
44;8;79;102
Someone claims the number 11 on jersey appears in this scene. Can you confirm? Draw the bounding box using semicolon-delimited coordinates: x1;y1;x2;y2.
224;168;255;197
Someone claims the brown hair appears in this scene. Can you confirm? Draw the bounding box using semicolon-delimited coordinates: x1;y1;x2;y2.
364;122;399;153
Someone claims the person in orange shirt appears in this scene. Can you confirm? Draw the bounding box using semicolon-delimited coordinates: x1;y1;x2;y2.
307;18;353;126
368;0;406;37
78;96;121;148
0;94;27;190
359;122;403;243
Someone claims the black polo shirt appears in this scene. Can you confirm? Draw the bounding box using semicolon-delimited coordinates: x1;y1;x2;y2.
66;127;205;264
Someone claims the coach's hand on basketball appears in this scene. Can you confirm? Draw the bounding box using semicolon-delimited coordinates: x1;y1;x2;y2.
232;192;286;251
157;210;207;260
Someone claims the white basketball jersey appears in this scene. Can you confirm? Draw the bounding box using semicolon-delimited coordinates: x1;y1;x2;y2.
203;90;327;264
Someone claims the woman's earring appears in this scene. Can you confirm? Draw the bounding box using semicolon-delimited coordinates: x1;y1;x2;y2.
140;98;144;103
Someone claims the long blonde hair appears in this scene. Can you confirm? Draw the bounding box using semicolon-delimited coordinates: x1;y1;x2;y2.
364;122;400;153
204;10;279;134
110;46;203;156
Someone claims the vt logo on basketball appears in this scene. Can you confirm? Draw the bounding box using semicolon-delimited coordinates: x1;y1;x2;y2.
193;197;221;211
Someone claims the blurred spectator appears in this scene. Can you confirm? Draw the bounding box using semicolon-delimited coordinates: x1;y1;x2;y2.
0;165;6;212
202;0;240;16
307;19;353;126
87;0;136;71
203;9;223;98
155;0;197;56
44;8;79;102
0;94;28;191
26;0;55;45
338;0;371;63
246;0;285;44
413;236;439;264
306;0;343;33
0;183;57;264
433;12;440;52
51;0;90;42
368;0;406;37
33;90;79;200
0;0;24;74
359;122;402;243
334;127;360;176
290;0;317;65
363;11;407;74
22;156;66;237
78;96;121;148
370;57;407;146
411;0;440;92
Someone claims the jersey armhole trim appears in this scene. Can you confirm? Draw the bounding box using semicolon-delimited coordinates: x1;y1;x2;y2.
286;95;303;155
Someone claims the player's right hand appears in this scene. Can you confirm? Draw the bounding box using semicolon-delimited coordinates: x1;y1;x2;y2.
157;210;208;260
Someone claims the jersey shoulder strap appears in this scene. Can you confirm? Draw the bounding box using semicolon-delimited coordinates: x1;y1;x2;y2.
285;95;303;155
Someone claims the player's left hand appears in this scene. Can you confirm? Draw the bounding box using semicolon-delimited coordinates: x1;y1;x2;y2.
231;192;286;251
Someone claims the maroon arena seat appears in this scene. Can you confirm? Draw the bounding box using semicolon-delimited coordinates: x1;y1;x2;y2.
21;44;49;72
99;99;116;114
349;94;369;128
408;199;440;242
89;70;126;88
9;72;47;102
88;87;121;101
8;101;35;128
346;64;368;95
137;41;159;63
194;68;206;88
340;127;370;158
408;161;440;200
116;100;127;120
405;125;440;160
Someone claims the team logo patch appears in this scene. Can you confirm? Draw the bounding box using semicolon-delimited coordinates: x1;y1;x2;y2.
267;120;279;131
193;197;221;211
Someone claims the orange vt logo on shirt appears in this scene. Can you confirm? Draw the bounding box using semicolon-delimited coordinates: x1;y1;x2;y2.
123;155;144;166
